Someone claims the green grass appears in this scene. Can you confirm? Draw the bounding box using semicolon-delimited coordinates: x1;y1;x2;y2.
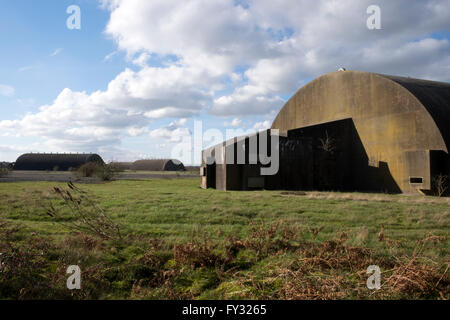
120;170;197;175
0;178;448;299
1;179;448;250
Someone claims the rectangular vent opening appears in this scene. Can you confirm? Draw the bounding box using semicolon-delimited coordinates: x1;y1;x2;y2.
410;177;423;184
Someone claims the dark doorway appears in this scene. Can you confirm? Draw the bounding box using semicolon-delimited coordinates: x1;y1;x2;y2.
279;118;401;193
206;163;216;188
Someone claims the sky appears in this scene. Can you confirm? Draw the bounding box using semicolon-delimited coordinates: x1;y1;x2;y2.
0;0;449;164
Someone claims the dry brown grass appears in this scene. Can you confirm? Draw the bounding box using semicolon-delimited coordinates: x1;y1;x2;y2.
217;226;449;300
174;240;223;268
303;191;450;204
1;211;447;300
47;182;122;240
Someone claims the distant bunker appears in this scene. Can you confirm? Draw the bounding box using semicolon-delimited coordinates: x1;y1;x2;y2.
201;70;450;195
110;162;133;170
130;159;186;171
13;153;104;171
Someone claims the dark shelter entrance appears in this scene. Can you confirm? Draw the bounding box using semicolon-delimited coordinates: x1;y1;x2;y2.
206;162;216;189
266;118;401;193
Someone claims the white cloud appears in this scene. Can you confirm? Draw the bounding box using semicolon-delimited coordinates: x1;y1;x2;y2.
211;84;284;116
16;98;35;107
253;120;271;131
0;84;15;97
144;107;199;119
224;118;242;127
104;0;275;75
101;0;450;117
2;0;450;158
0;144;31;159
149;118;190;143
18;65;37;72
50;48;63;57
0;63;211;152
103;51;118;62
127;127;149;137
132;52;151;67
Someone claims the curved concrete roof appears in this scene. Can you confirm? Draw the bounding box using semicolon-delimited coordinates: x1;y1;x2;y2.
382;74;450;151
271;70;450;192
130;159;185;171
14;153;104;170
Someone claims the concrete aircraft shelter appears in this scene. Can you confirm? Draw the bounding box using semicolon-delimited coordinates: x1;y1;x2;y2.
201;70;450;194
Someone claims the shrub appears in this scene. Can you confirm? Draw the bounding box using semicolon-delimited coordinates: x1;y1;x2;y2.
76;162;102;178
0;167;10;177
97;163;120;181
47;182;122;240
0;219;108;299
76;162;119;181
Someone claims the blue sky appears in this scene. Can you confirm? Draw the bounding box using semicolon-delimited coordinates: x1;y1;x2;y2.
0;1;125;118
0;0;449;164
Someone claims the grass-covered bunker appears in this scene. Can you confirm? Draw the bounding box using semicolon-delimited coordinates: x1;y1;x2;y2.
201;71;450;194
130;159;185;171
13;153;104;171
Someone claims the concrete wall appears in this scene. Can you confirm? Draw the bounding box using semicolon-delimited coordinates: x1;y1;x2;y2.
271;71;450;194
201;71;450;194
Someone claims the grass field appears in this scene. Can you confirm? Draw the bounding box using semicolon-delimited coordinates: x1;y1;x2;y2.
0;169;198;183
0;177;448;299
